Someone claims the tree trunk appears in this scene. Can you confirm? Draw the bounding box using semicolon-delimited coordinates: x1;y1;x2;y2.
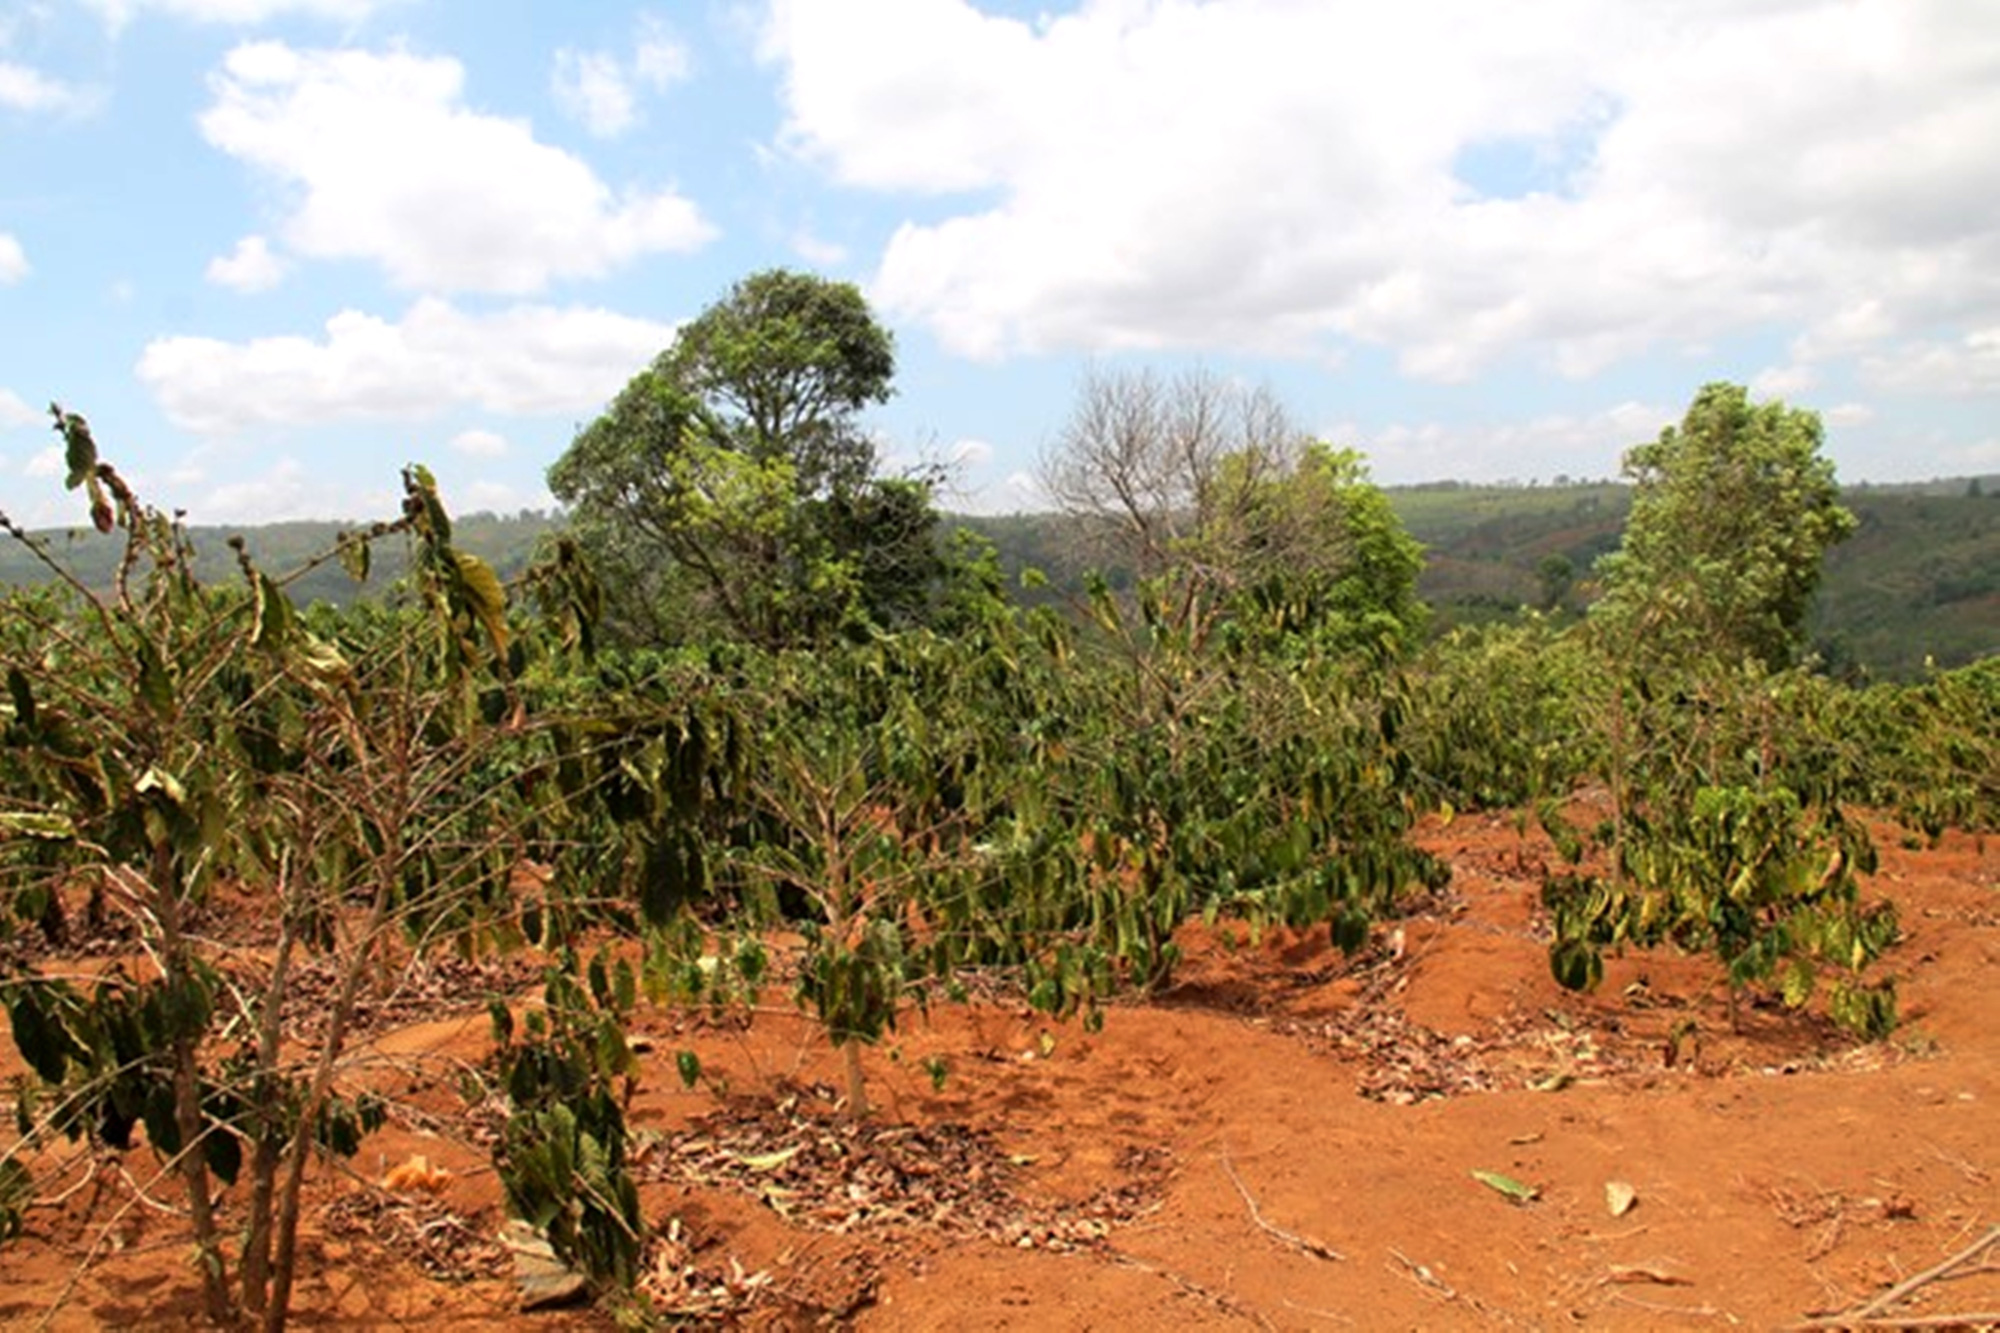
147;846;234;1326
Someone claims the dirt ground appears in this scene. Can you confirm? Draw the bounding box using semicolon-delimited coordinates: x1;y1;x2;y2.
2;813;1995;1330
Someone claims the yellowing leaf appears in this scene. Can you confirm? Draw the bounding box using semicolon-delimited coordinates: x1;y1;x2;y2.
0;812;75;841
135;766;186;806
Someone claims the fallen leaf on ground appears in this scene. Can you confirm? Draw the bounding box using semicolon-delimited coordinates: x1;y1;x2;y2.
1471;1169;1539;1204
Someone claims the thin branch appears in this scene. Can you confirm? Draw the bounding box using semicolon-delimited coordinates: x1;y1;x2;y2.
1789;1225;2000;1329
1220;1146;1343;1261
1103;1248;1275;1331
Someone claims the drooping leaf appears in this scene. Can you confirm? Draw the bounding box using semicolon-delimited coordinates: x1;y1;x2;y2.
6;667;35;734
454;551;509;657
251;572;294;652
1549;938;1603;993
337;533;371;583
56;408;97;491
136;639;174;715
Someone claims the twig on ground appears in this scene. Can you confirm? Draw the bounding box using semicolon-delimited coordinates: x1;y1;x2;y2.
1107;1248;1275;1331
1280;1296;1353;1324
1808;1312;2000;1320
1788;1223;2000;1329
1600;1263;1693;1287
1609;1292;1726;1318
1388;1247;1458;1301
1219;1146;1344;1262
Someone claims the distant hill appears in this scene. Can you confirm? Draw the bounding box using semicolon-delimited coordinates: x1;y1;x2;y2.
0;512;558;611
957;476;2000;681
5;479;1992;681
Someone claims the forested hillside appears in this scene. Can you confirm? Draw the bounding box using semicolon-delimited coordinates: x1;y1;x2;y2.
962;477;2000;680
4;477;1991;680
0;510;558;610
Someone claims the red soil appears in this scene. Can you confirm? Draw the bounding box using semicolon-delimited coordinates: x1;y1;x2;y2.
2;814;1995;1329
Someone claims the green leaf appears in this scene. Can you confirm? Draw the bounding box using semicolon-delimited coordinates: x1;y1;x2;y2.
136;639;174;715
337;534;371;583
675;1049;701;1090
6;667;35;733
1331;907;1370;956
1780;956;1815;1008
57;409;98;491
1471;1169;1539;1204
1549;938;1603;993
251;573;294;652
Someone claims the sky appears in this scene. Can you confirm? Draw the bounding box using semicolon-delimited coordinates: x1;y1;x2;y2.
2;0;1998;529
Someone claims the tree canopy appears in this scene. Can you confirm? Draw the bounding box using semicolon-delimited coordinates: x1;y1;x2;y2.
1199;443;1428;660
1038;367;1425;661
548;269;945;648
1593;382;1857;671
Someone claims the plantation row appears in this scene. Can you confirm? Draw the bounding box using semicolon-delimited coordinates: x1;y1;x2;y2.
0;412;1992;1326
2;274;1995;1329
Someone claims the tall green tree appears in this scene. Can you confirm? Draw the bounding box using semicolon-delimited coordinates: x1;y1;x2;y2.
1593;382;1857;671
548;269;943;647
1201;443;1428;661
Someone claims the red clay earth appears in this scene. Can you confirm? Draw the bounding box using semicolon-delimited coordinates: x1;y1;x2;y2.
1;813;1995;1330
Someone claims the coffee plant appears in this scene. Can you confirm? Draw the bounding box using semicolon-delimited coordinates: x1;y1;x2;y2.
0;409;589;1329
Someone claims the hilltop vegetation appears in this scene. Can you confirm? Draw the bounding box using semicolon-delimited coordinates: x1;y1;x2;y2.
5;477;1991;681
963;476;1998;680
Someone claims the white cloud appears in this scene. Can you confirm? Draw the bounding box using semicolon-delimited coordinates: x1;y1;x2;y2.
0;388;38;429
449;427;509;458
205;233;287;292
200;41;714;293
948;437;991;467
1752;363;1816;397
1340;400;1674;485
1861;327;2000;396
633;15;691;91
551;49;636;138
0;233;26;284
460;478;551;513
1824;402;1875;427
984;469;1046;514
763;1;2000;384
199;457;311;520
0;61;94;114
136;297;676;433
551;16;691;139
25;446;62;478
790;228;847;267
82;0;400;29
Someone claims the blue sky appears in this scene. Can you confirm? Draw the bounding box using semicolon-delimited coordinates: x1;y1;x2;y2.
2;0;1997;528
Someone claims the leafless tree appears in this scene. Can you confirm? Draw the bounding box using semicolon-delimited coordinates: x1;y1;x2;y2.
1038;366;1303;580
